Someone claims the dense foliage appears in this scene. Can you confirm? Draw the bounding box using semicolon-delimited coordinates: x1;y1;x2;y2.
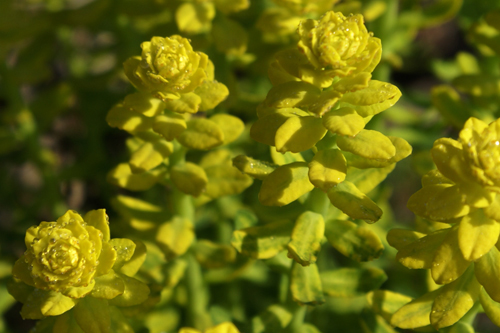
3;0;500;332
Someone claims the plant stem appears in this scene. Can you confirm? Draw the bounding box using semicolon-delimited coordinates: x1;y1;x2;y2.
286;303;307;333
305;188;330;217
185;253;212;330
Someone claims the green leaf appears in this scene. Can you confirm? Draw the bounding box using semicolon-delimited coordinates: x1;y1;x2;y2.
177;118;224;150
251;304;292;333
475;245;500;302
175;2;215;34
109;238;136;270
84;209;110;242
250;109;306;146
331;72;372;94
91;271;125;299
111;195;167;231
287;211;325;266
164;92;202;114
231;220;294;259
453;74;500;97
264;81;321;108
430;267;480;330
232;155;278;180
195;80;229;111
432;226;471;285
327;181;383;222
344;136;412;169
259;162;314;206
119;239;147;277
308;148;347;190
270;146;305;165
210;114;245;145
325;219;384;262
164;259;188;288
152;112;187;141
123;92;165;117
344;164;395;194
391;289;441;329
156;216;195;260
203;163;253;199
321;267;387;297
339;80;402;117
322;107;365;137
193;240;236;269
395;228;449;269
212;17;247;56
74;297;111;333
107;163;163;191
458;209;499;261
53;312;84;333
170;162;208;197
431;85;469;128
21;289;77;319
407;184;469;222
108;273;150;307
275;116;327;153
290;262;325;305
96;242;117;276
337;130;396;160
359;310;398;333
129;140;173;173
386;228;426;251
106;103;154;133
367;290;413;322
480;287;500;327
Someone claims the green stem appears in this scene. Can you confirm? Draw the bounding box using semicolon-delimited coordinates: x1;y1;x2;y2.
304;188;330;217
173;188;195;222
185;254;212;330
286;304;307;333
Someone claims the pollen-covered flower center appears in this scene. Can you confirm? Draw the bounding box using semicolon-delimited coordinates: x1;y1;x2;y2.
41;238;80;275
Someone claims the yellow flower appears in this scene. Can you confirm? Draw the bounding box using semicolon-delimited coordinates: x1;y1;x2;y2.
124;35;209;100
408;117;500;223
297;11;381;76
14;210;108;293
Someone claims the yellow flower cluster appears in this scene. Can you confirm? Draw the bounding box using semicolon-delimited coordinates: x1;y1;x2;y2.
240;11;410;222
106;36;251;197
389;117;500;330
10;210;149;322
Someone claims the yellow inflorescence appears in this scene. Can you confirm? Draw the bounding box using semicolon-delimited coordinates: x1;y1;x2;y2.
14;210;107;293
297;11;381;76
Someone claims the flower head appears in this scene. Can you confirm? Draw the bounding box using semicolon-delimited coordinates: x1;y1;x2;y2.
17;210;106;293
297;11;381;76
125;35;209;100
